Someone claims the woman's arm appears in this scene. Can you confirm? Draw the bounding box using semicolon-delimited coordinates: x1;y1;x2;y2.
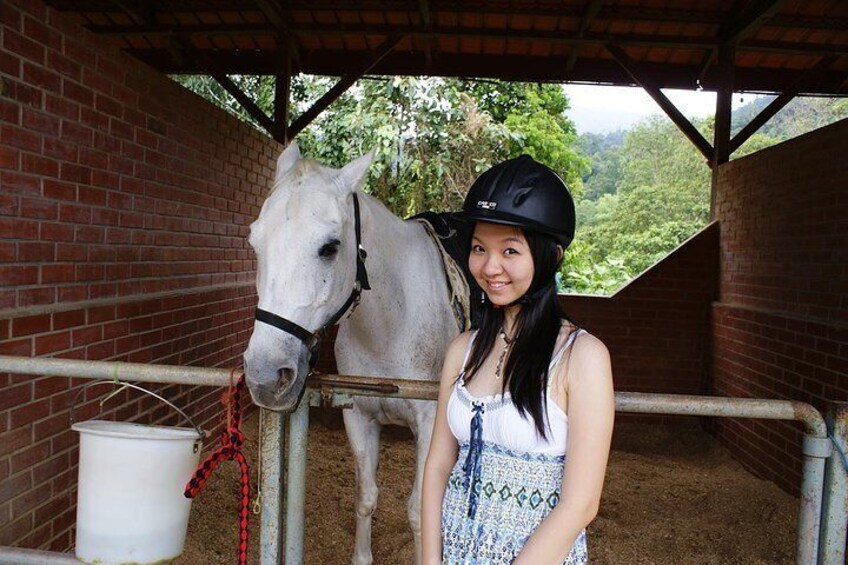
420;332;468;565
513;332;615;564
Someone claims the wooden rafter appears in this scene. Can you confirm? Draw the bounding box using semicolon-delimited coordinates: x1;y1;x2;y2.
211;74;276;134
606;44;714;163
712;45;735;168
113;0;153;25
141;48;848;95
274;37;291;144
418;0;432;65
52;1;840;30
167;34;277;137
698;0;791;84
287;34;404;140
255;0;299;65
254;0;288;33
729;92;795;154
566;0;604;74
724;0;792;44
85;23;848;58
728;56;840;154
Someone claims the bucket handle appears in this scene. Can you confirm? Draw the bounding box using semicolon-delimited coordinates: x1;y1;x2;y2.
70;380;206;449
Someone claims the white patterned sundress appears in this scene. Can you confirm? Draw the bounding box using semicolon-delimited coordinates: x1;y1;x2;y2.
441;329;589;565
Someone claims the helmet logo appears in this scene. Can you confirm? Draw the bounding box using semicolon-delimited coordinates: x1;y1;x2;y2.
476;200;497;210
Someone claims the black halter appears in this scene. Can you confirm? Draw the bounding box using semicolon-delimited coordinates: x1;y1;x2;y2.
254;193;371;366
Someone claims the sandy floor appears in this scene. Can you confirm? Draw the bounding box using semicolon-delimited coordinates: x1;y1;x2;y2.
179;409;796;564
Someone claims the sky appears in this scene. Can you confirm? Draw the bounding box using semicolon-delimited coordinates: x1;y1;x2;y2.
562;84;751;134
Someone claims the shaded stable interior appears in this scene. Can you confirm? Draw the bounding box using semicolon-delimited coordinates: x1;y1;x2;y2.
0;0;846;554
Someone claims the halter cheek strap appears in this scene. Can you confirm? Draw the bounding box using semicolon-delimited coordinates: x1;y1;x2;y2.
254;309;314;345
254;193;371;365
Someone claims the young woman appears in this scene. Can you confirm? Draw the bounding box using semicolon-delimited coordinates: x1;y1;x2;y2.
421;155;615;564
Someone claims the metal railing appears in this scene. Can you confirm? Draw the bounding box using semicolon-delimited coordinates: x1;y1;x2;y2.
0;355;844;565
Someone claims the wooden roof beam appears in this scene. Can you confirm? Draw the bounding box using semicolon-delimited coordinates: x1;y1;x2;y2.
566;0;604;74
166;35;278;137
273;41;292;144
724;0;793;45
113;0;154;25
254;0;288;33
728;56;840;154
606;44;714;163
698;0;791;84
211;73;276;134
287;34;403;140
712;45;735;169
255;0;299;65
84;23;848;57
418;0;433;65
52;2;847;31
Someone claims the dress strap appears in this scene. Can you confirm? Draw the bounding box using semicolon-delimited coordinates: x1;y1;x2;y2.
548;327;583;373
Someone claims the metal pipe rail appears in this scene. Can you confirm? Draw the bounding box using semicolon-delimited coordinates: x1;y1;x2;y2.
0;356;843;565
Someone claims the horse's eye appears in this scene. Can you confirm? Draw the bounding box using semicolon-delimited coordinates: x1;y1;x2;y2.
318;240;340;258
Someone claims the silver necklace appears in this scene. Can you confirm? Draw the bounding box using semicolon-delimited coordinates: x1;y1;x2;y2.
494;327;515;379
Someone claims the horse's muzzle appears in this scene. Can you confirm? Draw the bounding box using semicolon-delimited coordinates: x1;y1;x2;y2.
243;342;310;413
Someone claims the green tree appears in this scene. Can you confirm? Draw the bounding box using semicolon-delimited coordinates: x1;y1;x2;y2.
173;75;588;218
574;115;711;277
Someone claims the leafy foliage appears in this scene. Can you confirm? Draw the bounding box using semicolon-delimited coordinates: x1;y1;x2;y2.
570;115;710;287
171;75;846;297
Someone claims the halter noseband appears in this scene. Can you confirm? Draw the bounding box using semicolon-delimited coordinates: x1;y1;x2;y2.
254;193;371;366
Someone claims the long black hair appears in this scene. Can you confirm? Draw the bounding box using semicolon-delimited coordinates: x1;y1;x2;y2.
462;229;574;439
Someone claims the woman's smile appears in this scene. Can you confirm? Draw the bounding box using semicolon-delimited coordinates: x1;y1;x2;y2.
468;222;535;307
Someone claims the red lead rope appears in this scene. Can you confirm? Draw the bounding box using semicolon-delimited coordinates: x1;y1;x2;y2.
184;372;251;565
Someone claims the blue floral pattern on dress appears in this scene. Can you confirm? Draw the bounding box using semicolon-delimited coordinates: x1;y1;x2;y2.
442;440;588;564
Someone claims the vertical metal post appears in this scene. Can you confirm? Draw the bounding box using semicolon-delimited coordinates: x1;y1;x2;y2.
798;434;832;565
820;402;848;565
259;409;285;565
284;396;310;565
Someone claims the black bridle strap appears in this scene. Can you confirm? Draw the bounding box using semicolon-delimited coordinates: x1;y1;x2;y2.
254;192;370;350
254;308;314;345
353;192;370;292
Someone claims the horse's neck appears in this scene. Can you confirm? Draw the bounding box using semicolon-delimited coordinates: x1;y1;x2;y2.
340;193;452;368
357;193;430;307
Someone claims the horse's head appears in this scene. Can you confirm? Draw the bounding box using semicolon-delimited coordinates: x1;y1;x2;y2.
244;143;374;412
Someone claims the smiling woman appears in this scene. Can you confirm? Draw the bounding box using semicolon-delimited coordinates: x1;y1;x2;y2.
422;155;615;565
469;223;535;307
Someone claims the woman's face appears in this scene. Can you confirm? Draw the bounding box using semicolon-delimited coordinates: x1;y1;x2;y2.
469;222;535;308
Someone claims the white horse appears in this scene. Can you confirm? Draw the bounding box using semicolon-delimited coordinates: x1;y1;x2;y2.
243;143;459;564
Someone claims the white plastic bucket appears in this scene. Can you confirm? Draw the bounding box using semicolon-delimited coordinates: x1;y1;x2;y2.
72;419;202;565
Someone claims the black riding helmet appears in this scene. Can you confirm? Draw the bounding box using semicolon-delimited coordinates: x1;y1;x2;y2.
460;155;575;248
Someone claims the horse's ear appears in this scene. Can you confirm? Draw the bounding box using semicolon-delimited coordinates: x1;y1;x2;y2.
340;150;375;193
275;142;301;181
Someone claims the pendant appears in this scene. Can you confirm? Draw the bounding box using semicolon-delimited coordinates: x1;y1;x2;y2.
494;328;513;379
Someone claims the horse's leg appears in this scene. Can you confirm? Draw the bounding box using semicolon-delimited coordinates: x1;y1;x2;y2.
343;404;381;565
408;401;436;565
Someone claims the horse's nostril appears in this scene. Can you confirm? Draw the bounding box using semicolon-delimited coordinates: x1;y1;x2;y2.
277;367;294;389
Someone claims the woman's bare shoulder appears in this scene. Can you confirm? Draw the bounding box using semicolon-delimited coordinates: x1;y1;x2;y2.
570;330;610;367
441;330;475;381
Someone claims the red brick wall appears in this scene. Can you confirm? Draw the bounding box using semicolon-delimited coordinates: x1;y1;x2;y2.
711;118;848;494
563;223;719;399
0;0;276;549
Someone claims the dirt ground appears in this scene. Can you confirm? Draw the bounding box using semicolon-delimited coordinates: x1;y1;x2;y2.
179;409;796;564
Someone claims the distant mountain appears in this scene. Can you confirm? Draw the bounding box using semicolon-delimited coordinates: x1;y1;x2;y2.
579;96;846;156
576;96;846;200
566;106;647;134
731;96;847;142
